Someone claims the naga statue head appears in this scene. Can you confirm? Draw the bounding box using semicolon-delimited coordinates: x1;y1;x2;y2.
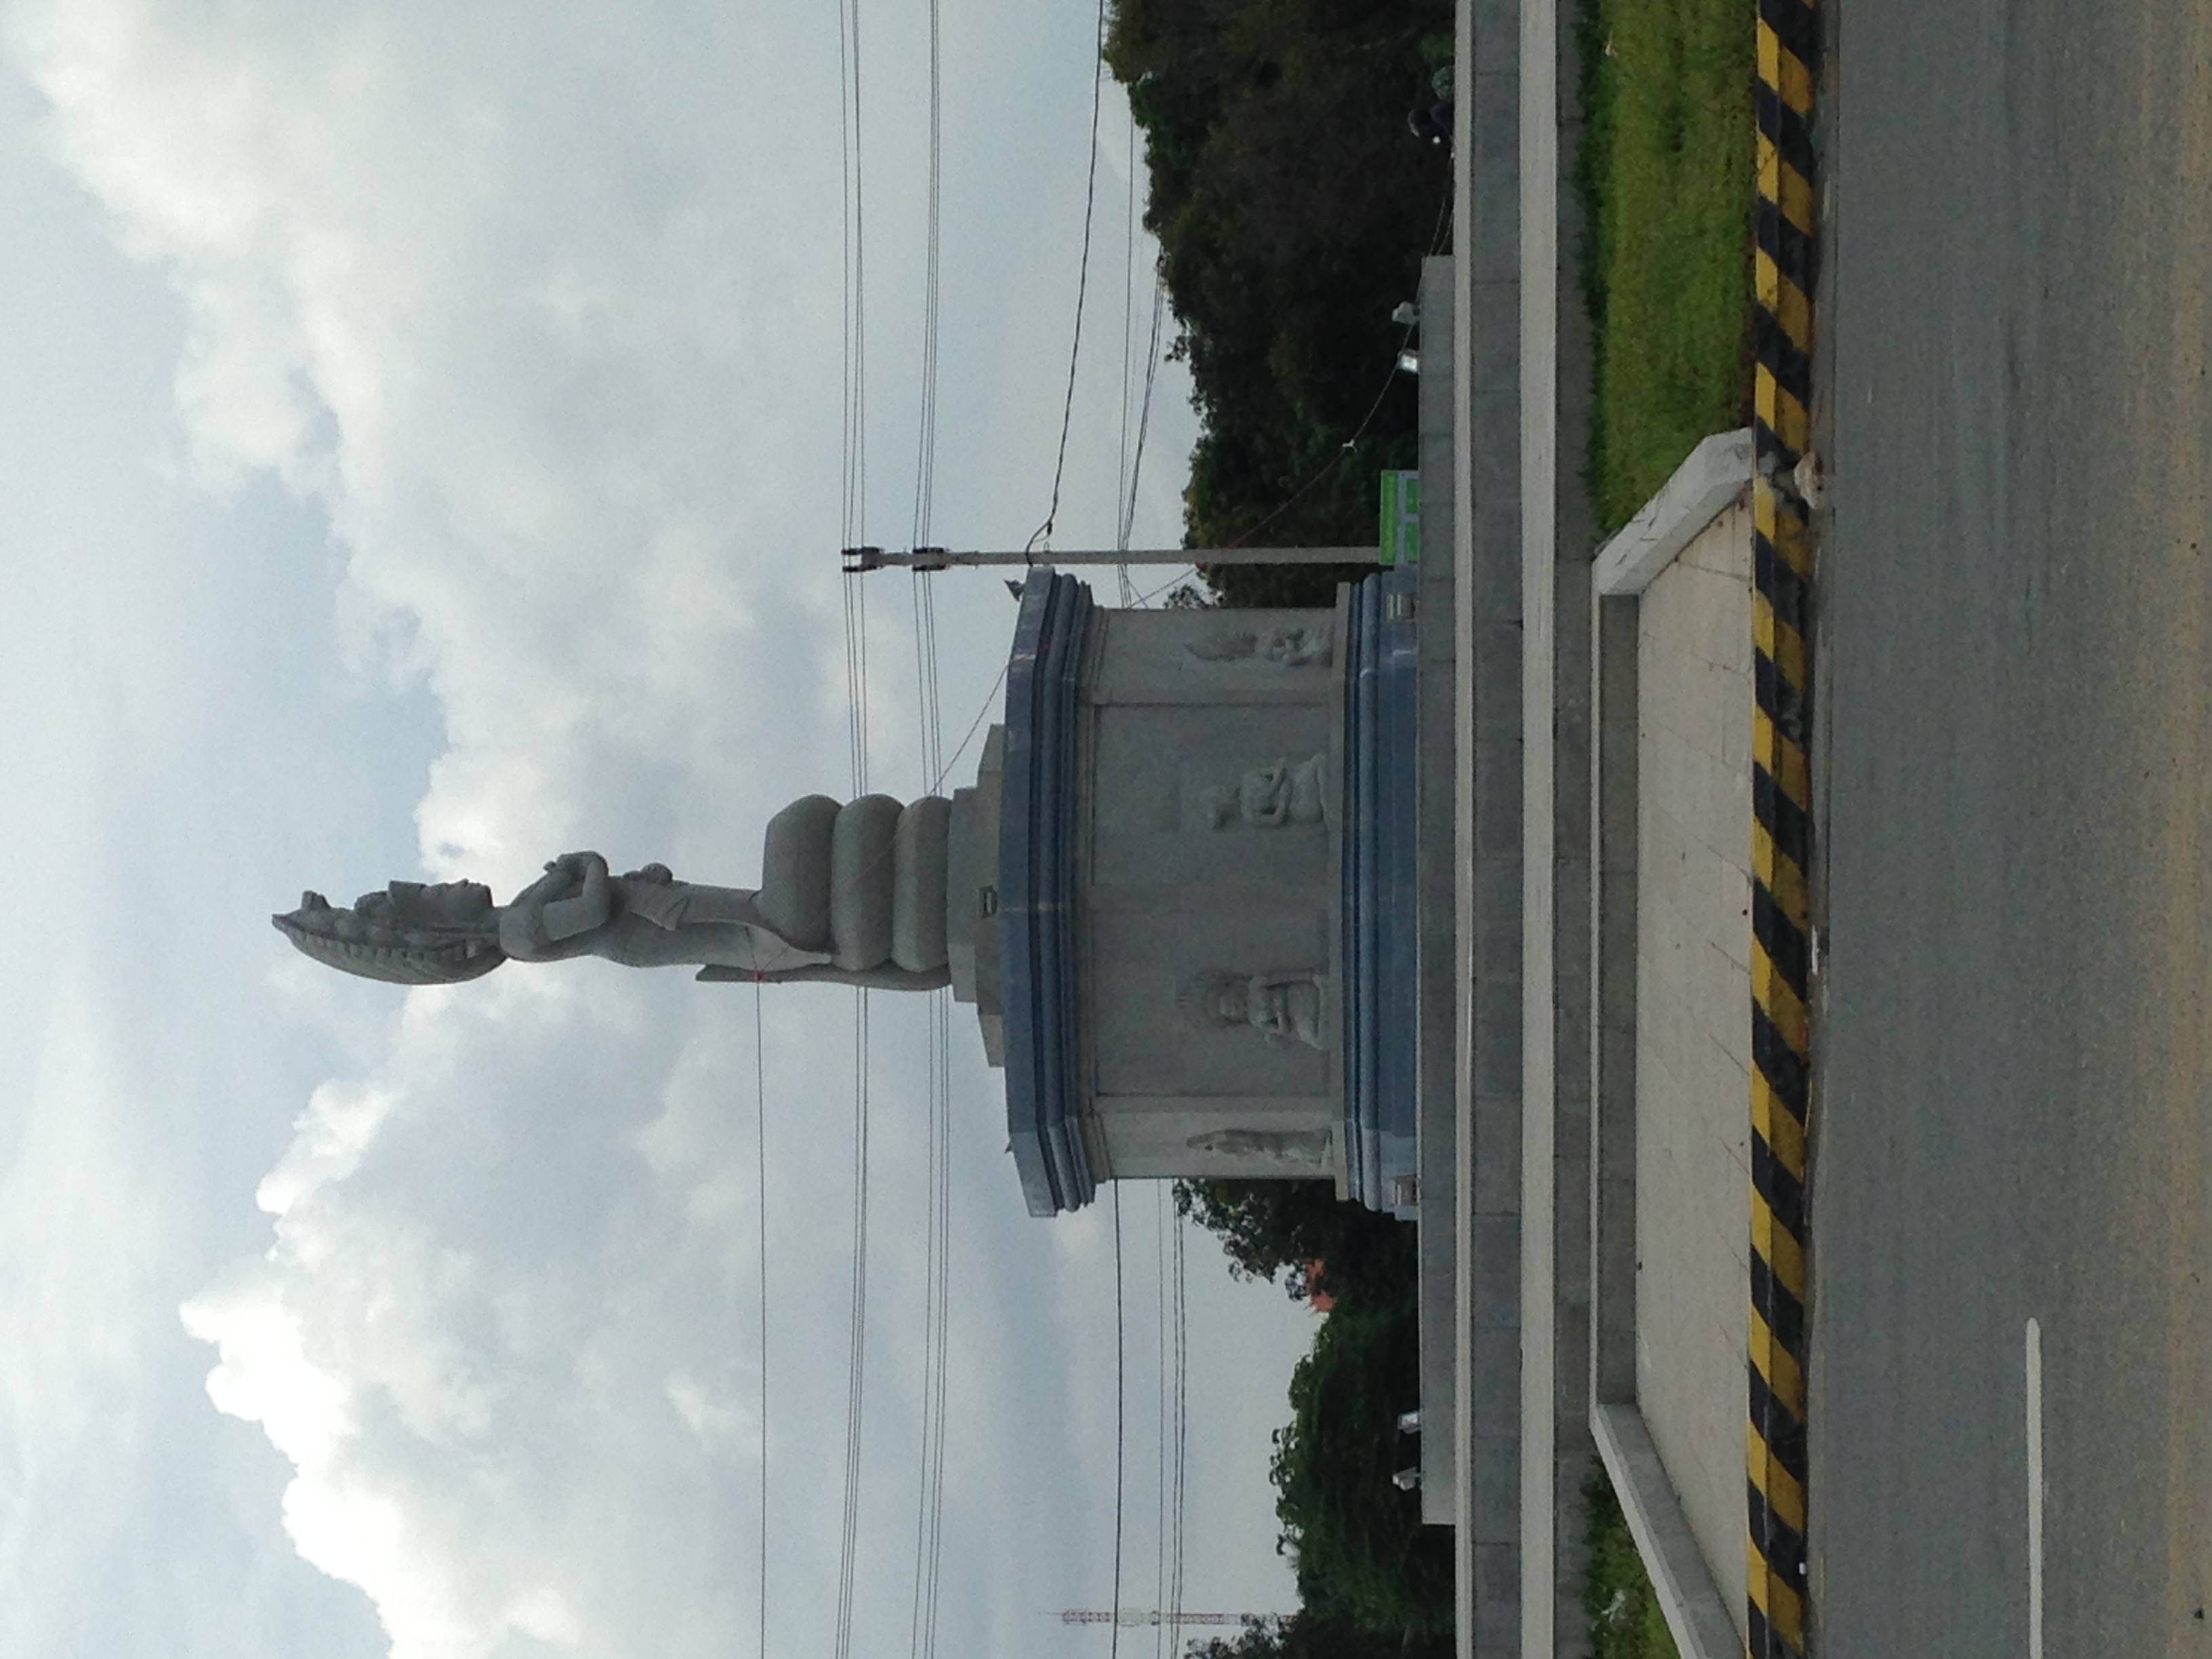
273;880;507;985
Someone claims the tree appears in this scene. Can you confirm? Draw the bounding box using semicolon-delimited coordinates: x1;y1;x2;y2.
1104;0;1453;610
1272;1302;1453;1639
1174;1186;1445;1639
1188;1612;1453;1659
1173;1179;1415;1313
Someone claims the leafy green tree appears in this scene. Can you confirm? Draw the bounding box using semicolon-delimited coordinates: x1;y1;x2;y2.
1189;1612;1452;1659
1173;1186;1449;1639
1105;0;1452;609
1272;1302;1453;1637
1173;1179;1415;1313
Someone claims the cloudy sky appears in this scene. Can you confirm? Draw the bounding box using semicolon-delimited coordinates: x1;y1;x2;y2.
0;3;1323;1656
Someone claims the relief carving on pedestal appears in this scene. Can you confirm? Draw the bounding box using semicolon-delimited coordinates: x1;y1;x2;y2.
1184;1126;1333;1168
1202;753;1327;830
1183;621;1334;669
1178;969;1327;1050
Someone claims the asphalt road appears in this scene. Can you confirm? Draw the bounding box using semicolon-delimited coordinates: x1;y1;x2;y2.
1814;0;2212;1654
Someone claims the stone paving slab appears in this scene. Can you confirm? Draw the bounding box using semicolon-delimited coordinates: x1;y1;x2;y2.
1631;499;1754;1643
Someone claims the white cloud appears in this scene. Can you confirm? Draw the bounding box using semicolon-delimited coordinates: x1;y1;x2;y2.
256;1078;396;1218
181;994;753;1659
0;0;1305;1654
12;0;853;877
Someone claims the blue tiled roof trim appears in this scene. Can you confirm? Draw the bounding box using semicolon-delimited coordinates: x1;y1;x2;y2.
1346;577;1379;1202
999;569;1097;1216
1343;566;1421;1214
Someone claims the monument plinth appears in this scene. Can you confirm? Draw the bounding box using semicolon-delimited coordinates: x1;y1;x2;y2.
946;573;1349;1215
939;566;1420;1217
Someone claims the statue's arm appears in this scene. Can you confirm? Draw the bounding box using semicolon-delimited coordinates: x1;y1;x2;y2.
536;853;612;941
499;853;614;958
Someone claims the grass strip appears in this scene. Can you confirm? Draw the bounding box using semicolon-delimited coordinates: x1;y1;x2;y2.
1576;0;1755;533
1584;1469;1684;1659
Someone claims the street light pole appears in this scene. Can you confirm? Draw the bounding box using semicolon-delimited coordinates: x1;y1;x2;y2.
841;544;1382;573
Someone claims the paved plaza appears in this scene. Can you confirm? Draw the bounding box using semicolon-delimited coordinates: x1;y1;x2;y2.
1631;499;1754;1644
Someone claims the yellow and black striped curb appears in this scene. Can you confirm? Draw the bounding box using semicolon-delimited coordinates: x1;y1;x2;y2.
1748;0;1818;1652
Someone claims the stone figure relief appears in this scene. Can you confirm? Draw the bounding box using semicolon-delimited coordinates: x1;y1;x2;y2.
1185;1126;1333;1168
276;796;954;991
1202;753;1327;830
1183;621;1334;669
1178;969;1327;1050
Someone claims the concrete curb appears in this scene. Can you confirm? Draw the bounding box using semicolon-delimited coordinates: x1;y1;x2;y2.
1519;0;1606;1645
1587;434;1753;1659
1447;0;1531;1648
1592;1408;1742;1659
1519;0;1562;1639
1592;431;1753;598
1748;0;1820;1652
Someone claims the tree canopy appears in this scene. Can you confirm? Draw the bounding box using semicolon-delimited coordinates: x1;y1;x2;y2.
1176;1180;1446;1639
1272;1302;1453;1637
1105;0;1453;607
1173;1178;1414;1313
1189;1612;1453;1659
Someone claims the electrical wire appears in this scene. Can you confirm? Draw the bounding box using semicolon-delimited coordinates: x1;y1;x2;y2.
1126;565;1204;609
1114;110;1140;607
903;1;952;1627
833;0;875;1651
1170;1206;1188;1647
1152;1187;1170;1659
909;979;952;1659
1121;279;1167;562
907;0;943;561
833;984;872;1659
1025;0;1113;555
754;978;771;1659
1107;1185;1128;1659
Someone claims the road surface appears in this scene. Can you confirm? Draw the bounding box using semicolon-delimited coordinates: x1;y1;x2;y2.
1816;0;2212;1654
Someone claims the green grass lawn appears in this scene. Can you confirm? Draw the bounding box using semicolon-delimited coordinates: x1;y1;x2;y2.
1584;1471;1685;1659
1576;0;1754;533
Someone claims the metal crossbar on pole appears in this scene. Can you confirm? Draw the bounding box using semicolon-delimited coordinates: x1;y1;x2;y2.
1059;1610;1265;1628
843;545;1382;572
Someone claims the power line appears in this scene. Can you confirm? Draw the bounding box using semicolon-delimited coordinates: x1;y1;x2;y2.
1170;1205;1189;1647
754;979;771;1659
1108;1185;1128;1659
834;980;872;1659
833;0;875;1652
1114;108;1140;607
1153;1188;1170;1659
1025;0;1114;555
909;980;951;1659
1127;565;1204;609
903;0;951;1625
907;0;943;560
1061;1610;1264;1628
1120;279;1168;566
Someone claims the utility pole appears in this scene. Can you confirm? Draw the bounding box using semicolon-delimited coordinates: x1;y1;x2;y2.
842;544;1381;573
1057;1608;1270;1628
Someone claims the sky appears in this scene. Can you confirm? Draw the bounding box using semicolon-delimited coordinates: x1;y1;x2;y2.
0;3;1325;1656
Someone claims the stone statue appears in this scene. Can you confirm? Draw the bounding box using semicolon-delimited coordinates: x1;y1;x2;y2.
1202;754;1328;830
276;796;955;990
1178;969;1327;1050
